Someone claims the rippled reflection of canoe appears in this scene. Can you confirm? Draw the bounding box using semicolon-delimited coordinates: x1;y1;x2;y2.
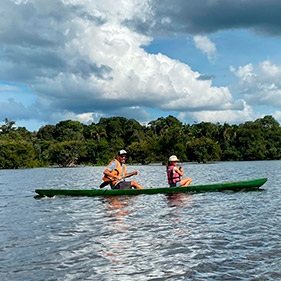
35;178;267;198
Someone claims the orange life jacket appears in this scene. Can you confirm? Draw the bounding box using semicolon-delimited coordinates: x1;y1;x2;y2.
102;159;126;186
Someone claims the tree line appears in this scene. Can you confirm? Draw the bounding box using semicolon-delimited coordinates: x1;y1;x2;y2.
0;115;280;169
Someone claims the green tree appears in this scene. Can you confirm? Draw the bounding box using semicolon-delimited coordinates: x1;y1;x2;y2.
148;115;182;136
0;114;280;169
123;119;144;145
256;115;280;129
37;125;55;141
0;140;38;169
127;141;151;164
54;120;85;142
256;115;281;159
0;118;16;134
219;123;240;160
48;141;86;167
98;117;126;140
186;137;222;163
84;123;107;143
189;122;221;140
234;121;266;160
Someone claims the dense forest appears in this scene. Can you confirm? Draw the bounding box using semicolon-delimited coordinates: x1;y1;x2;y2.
0;115;280;169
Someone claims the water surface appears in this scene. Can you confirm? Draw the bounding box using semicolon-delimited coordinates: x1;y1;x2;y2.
0;161;280;280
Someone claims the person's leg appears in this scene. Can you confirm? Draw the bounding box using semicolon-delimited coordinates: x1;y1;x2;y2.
115;181;132;189
131;180;144;189
180;177;192;187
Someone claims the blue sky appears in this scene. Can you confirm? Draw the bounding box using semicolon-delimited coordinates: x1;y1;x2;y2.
1;0;281;131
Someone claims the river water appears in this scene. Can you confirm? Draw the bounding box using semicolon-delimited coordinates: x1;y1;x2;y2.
0;161;280;281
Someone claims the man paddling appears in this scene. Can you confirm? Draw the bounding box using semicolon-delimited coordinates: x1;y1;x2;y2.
101;149;144;189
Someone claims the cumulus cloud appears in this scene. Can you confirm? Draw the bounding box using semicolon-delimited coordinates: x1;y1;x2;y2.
193;35;217;61
0;0;247;126
179;100;255;124
273;111;281;123
230;60;281;107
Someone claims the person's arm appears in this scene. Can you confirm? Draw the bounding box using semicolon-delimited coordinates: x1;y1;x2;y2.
103;169;123;181
124;170;138;178
174;166;183;176
103;161;122;181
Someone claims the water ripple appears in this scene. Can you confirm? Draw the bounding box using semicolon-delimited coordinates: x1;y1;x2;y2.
0;161;281;280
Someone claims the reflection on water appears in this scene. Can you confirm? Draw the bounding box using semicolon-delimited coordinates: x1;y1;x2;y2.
103;196;132;229
166;193;194;237
98;196;136;267
166;193;193;208
104;197;131;219
0;161;281;281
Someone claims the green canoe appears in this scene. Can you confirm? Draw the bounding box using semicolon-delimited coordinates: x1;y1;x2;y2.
35;178;267;197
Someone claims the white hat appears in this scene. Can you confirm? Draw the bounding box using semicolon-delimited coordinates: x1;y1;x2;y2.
118;149;127;155
169;155;179;162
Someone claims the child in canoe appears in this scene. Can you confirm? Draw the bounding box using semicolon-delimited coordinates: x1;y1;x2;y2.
166;155;192;187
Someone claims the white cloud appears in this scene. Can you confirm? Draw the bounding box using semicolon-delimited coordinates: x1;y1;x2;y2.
273;111;281;123
193;35;217;61
76;113;95;123
47;111;101;125
230;60;281;107
1;0;245;127
179;100;255;124
229;64;256;86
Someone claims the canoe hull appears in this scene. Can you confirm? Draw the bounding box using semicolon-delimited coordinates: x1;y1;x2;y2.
35;178;267;197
